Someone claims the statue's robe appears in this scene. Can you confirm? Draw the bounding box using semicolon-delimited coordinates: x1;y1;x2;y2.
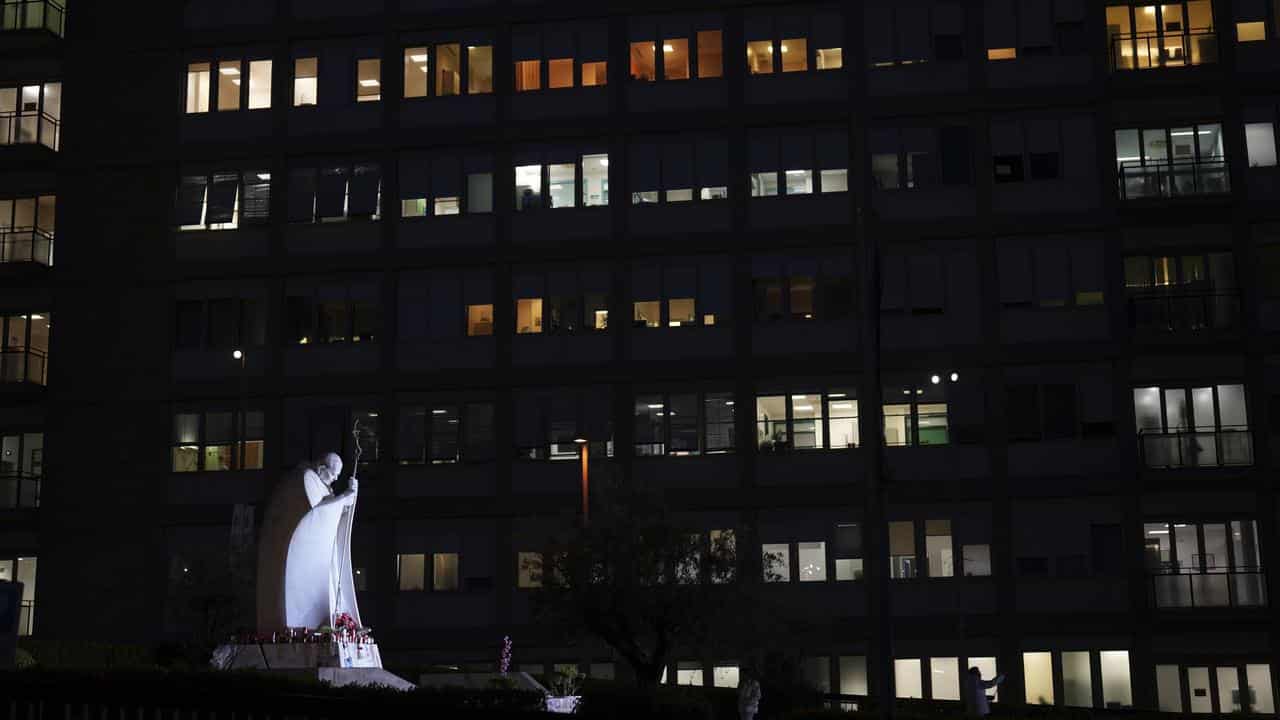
256;466;362;632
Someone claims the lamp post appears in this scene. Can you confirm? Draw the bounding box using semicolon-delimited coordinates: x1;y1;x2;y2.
574;437;589;524
233;349;246;470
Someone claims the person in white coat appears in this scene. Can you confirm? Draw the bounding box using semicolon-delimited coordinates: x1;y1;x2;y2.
738;667;762;720
963;666;1004;717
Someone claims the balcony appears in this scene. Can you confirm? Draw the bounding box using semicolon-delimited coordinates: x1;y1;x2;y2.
0;472;39;508
1128;291;1240;333
0;226;52;266
1109;29;1219;71
1118;157;1228;200
1;0;64;36
0;109;60;151
1150;569;1267;608
1139;426;1252;469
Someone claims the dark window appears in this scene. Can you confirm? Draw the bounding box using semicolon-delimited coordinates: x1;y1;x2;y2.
175;301;203;350
935;34;964;60
939;126;971;185
993;155;1024;183
1029;152;1060;180
1090;524;1124;576
1016;556;1050;577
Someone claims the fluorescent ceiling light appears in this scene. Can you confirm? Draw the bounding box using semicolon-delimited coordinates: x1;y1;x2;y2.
431;409;448;415
219;67;240;75
409;54;428;62
257;172;271;180
647;404;664;409
794;405;814;411
663;44;674;52
359;79;381;87
832;403;854;409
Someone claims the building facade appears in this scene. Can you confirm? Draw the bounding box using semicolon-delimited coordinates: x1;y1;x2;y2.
19;0;1280;713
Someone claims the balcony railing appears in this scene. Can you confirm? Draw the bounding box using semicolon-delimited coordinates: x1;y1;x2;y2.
1128;291;1240;333
0;227;52;266
1109;29;1219;71
0;110;60;150
1139;426;1252;469
1;0;65;36
1150;568;1267;608
0;471;40;508
1117;158;1229;200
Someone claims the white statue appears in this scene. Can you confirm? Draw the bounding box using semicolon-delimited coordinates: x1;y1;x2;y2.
256;452;362;635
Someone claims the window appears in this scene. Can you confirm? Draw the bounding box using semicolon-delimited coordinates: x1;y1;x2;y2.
1238;20;1266;40
397;553;426;591
985;0;1089;60
288;163;381;223
356;58;381;102
293;57;318;106
925;520;954;577
0;82;61;150
2;0;65;35
998;242;1106;309
510;268;610;335
866;5;965;67
629;136;729;203
400;153;493;217
398;270;493;341
762;543;791;582
171;409;264;472
889;521;917;578
1114;124;1228;200
631;260;730;330
1133;383;1251;468
398;402;495;465
1123;251;1237;331
0;313;49;386
517;551;542;588
286;283;379;344
1107;2;1217;70
991;119;1063;182
963;544;992;576
1024;652;1055;705
174;297;266;351
433;552;459;591
883;381;949;447
634;391;735;456
1145;519;1265;607
749;129;848;197
0;195;55;266
895;659;923;698
436;44;461;95
176;171;271;231
469;45;495;93
743;11;843;75
513;152;608;211
629;21;723;81
403;42;492;97
248;60;271;109
186;62;210;113
880;252;948;315
1246;121;1277;167
869;126;971;189
512;24;608;92
834;523;863;580
1006;384;1080;441
0;432;42;510
513;387;613;461
747;253;849;317
797;541;826;581
756;389;858;452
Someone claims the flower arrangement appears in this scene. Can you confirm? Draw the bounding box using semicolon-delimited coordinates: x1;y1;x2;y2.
227;618;375;647
499;636;513;675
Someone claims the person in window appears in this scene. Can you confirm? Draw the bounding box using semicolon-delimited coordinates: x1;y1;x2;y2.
963;666;1004;717
738;664;762;720
521;187;540;211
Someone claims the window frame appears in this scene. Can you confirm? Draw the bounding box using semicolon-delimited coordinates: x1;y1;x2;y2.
184;58;273;114
176;169;272;231
170;407;265;473
633;390;736;457
287;162;382;224
285;285;379;345
0;80;62;150
513;152;609;212
173;296;266;351
755;388;859;453
397;401;496;465
0;194;55;267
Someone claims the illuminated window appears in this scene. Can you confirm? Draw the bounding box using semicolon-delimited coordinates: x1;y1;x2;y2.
834;523;863;580
217;60;241;111
816;47;843;69
396;553;425;591
1246;122;1277;167
432;553;459;591
293;57;318;106
633;300;660;328
404;47;428;97
762;543;790;582
170;409;264;472
548;58;574;88
356;58;381;102
750;129;849;198
925;520;954;578
468;45;494;93
467;304;494;336
1023;652;1055;705
781;38;808;71
664;39;690;79
582;61;607;86
514;60;540;91
436;44;460;95
185;62;210;113
516;297;543;334
755;390;857;452
176;170;271;231
517;552;542;588
987;47;1017;60
698;30;724;77
0;195;56;266
1238;21;1267;42
797;542;826;581
631;41;657;80
746;40;774;74
247;60;271;109
889;521;916;579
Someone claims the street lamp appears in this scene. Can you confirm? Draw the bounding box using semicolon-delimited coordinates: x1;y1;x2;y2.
574;437;589;524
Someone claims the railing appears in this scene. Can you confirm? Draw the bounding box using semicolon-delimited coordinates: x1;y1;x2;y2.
0;110;60;150
1139;426;1252;469
1128;292;1239;333
0;0;63;36
1150;568;1267;608
1109;28;1219;71
0;471;40;508
0;227;53;266
1;347;47;385
1117;157;1229;200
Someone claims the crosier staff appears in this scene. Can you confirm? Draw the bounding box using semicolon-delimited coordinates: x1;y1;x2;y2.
332;418;363;635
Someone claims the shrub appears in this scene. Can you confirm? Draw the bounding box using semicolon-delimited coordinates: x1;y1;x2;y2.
576;681;714;720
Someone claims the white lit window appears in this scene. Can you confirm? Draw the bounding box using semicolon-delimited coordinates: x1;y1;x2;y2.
293;57;318;106
186;62;211;113
1246;122;1277;167
797;542;826;581
762;543;790;582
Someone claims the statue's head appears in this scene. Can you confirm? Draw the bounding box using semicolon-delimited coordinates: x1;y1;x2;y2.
314;452;343;487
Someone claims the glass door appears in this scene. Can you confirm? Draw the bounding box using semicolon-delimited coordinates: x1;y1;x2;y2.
1188;667;1214;713
1135;6;1159;67
1161;4;1188;65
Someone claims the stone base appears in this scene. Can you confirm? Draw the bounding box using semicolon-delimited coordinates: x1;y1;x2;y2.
214;642;413;691
318;667;416;691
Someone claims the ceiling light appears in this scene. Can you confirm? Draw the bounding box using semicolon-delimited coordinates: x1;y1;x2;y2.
359;79;380;87
431;409;448;415
599;157;609;166
832;403;853;409
219;67;240;75
950;372;959;382
781;45;789;52
794;405;814;411
257;172;271;180
647;404;664;409
663;44;674;52
792;395;807;400
409;54;428;63
231;79;241;85
30;314;43;320
931;374;940;384
725;401;735;406
829;393;847;398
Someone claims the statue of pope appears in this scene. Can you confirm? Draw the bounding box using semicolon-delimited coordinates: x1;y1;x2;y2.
256;452;362;633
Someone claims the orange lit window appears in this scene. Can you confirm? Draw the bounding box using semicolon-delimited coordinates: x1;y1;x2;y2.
548;58;574;88
514;60;540;91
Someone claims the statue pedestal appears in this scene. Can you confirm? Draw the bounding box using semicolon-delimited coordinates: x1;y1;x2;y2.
217;642;414;691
